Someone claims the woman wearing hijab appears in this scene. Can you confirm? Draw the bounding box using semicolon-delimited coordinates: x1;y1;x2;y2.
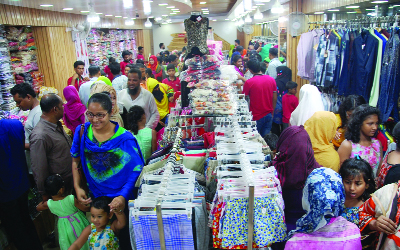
148;55;162;80
272;66;292;136
272;126;321;232
285;168;362;249
304;111;340;172
146;77;174;131
289;84;325;126
90;83;124;127
63;86;86;134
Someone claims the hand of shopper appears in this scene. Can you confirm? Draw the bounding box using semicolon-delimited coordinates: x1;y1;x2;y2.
369;216;397;235
76;187;91;205
109;196;125;213
334;131;341;141
159;121;165;127
72;73;79;80
83;76;90;81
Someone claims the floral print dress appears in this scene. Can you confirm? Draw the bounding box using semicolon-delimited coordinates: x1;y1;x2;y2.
349;139;381;177
88;223;119;250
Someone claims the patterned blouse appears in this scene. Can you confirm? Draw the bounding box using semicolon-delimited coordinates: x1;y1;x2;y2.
341;206;360;226
349;139;381;176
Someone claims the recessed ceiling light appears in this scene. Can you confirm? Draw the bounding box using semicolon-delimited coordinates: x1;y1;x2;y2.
131;18;136;19
162;22;168;24
203;12;209;14
328;9;340;11
166;6;175;8
371;0;388;3
115;16;122;17
172;8;179;11
173;10;180;12
200;2;206;4
366;8;375;10
393;5;400;7
105;14;113;16
158;3;168;6
96;13;103;15
81;10;90;13
40;4;53;7
212;19;217;21
148;16;154;18
347;11;357;13
162;14;169;16
123;17;128;18
170;13;177;14
256;3;265;5
346;5;359;8
314;11;324;14
63;8;73;10
225;18;229;20
201;8;208;10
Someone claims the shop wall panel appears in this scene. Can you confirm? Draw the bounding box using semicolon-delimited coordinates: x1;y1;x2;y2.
136;29;153;59
0;3;144;29
301;0;370;13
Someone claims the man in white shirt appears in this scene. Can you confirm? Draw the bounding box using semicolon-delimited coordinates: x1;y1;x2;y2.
266;48;283;79
78;65;105;107
110;61;128;96
11;83;42;171
118;68;159;129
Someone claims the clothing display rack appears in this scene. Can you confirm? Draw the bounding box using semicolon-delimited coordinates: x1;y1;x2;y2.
307;15;400;29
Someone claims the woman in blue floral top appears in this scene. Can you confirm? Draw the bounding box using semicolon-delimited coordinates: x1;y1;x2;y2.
339;158;376;226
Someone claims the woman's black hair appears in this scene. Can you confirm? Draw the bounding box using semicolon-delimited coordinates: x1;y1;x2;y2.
91;196;113;214
136;59;145;65
88;93;112;114
232;55;242;65
166;63;175;71
44;174;65;196
108;57;116;63
345;104;380;143
393;122;400;150
145;68;154;78
338;95;366;129
127;105;145;135
339;158;376;201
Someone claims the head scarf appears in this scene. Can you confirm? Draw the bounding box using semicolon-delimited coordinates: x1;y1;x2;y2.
272;125;321;190
289;167;345;237
90;83;124;127
275;66;292;93
147;78;171;119
229;44;235;58
290;84;325;126
148;55;159;72
305;111;340;172
63;86;86;134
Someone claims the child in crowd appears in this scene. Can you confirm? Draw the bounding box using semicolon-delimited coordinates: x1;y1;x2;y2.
263;132;278;158
162;63;181;92
127;105;157;161
36;175;90;250
68;196;126;250
339;158;375;226
282;81;299;130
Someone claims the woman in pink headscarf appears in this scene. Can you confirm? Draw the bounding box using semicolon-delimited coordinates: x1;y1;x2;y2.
63;86;86;134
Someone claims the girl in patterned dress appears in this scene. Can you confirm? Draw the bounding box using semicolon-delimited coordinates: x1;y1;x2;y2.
68;196;126;250
339;158;376;226
338;104;383;177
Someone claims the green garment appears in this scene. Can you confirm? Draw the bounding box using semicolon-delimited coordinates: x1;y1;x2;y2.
47;195;90;250
369;29;382;107
87;124;125;146
132;127;153;161
229;44;235;58
259;44;272;62
97;76;112;86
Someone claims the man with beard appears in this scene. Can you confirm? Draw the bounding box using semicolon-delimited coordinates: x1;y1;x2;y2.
118;68;160;129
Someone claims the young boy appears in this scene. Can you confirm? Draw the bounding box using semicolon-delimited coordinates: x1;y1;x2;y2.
162;63;180;92
137;46;145;61
282;81;299;130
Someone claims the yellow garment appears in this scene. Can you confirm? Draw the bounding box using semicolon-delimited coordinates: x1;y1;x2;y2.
304;111;340;172
332;114;346;148
90;83;124;127
97;76;112;86
147;78;171;120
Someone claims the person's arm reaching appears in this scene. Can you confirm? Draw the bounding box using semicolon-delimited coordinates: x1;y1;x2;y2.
146;96;160;129
68;225;91;250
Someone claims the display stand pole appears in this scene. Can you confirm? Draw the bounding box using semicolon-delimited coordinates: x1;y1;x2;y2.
247;185;255;250
156;202;166;250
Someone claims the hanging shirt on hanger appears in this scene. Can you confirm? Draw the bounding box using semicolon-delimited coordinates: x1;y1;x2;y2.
369;29;383;107
297;29;324;82
315;34;330;87
348;30;379;102
338;30;350;95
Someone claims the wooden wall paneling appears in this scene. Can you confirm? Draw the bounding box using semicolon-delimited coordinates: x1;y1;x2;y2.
141;29;153;58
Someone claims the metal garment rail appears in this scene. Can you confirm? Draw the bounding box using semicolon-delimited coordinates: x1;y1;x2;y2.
155;128;182;250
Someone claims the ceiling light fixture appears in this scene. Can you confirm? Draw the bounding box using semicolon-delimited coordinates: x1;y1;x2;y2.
123;17;128;18
123;0;133;8
125;19;135;25
145;18;152;27
243;0;252;11
328;9;340;11
96;13;103;15
203;12;209;14
200;2;206;4
166;6;175;8
347;11;357;13
162;22;168;24
143;0;151;15
245;13;252;22
131;18;136;19
238;18;244;26
162;14;168;16
225;18;230;20
87;3;100;23
254;7;263;19
40;4;53;7
256;3;265;6
371;0;388;3
170;13;177;14
158;3;168;6
271;0;283;13
173;10;180;12
115;16;122;17
346;5;359;8
155;17;162;21
212;19;217;21
201;8;208;10
314;11;324;14
172;8;179;10
366;8;375;10
63;8;73;10
81;10;90;13
105;14;113;16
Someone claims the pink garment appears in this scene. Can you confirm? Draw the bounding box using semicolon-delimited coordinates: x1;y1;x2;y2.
63;86;86;134
349;138;381;174
285;216;362;250
234;66;244;77
162;77;181;92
